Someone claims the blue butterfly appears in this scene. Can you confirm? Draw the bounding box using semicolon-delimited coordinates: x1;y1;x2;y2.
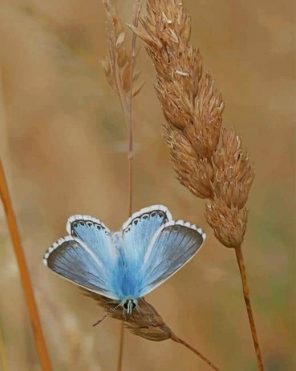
43;205;206;314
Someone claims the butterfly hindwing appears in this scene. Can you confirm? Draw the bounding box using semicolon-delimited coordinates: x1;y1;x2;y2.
138;221;206;297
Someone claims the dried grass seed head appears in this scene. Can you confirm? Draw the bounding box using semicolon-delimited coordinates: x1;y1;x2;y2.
163;124;214;199
134;0;255;250
102;0;141;106
205;199;248;248
83;290;172;341
212;128;254;209
138;1;224;154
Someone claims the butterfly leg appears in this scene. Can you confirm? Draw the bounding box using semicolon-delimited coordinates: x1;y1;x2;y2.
93;302;122;326
92;312;109;327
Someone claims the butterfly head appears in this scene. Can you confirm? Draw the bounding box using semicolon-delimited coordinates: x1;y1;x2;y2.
121;298;138;314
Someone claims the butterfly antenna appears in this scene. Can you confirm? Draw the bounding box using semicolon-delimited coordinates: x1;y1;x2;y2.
92;303;122;327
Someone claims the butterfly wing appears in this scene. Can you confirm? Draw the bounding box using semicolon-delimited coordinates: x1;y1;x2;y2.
44;216;119;300
138;221;206;297
121;205;172;263
66;215;119;264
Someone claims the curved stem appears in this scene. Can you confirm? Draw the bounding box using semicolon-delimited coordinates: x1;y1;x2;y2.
170;333;220;371
0;160;52;371
235;245;264;371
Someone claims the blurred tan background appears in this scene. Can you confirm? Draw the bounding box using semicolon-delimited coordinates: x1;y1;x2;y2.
0;0;295;370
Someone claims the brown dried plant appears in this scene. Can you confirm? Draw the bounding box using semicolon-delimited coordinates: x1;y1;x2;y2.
102;0;143;118
0;160;52;371
84;290;220;371
131;0;264;370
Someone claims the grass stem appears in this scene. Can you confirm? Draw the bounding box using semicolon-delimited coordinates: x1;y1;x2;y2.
0;159;52;371
116;2;142;371
117;321;125;371
235;245;264;371
170;333;220;371
0;325;7;371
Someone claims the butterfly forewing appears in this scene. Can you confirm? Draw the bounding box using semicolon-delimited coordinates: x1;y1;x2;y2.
67;215;118;265
121;205;172;263
44;217;120;299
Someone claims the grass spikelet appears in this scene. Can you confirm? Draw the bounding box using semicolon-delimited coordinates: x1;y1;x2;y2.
102;0;142;116
133;1;264;370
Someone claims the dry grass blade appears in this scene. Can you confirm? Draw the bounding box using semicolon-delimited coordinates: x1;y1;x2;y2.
84;290;220;370
133;0;264;370
0;160;52;371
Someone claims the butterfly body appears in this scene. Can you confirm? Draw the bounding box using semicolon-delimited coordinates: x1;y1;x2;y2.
121;298;138;314
44;205;206;314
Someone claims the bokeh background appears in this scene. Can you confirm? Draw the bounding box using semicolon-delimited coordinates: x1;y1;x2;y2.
0;1;295;370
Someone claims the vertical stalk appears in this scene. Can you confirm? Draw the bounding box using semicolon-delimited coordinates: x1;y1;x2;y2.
235;245;264;371
0;160;52;371
117;322;125;371
0;326;7;371
116;2;141;371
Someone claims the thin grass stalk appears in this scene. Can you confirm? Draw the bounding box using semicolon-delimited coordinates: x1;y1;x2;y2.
170;333;219;371
235;246;264;371
0;326;7;371
0;160;52;371
116;2;142;370
127;0;141;217
117;321;125;371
